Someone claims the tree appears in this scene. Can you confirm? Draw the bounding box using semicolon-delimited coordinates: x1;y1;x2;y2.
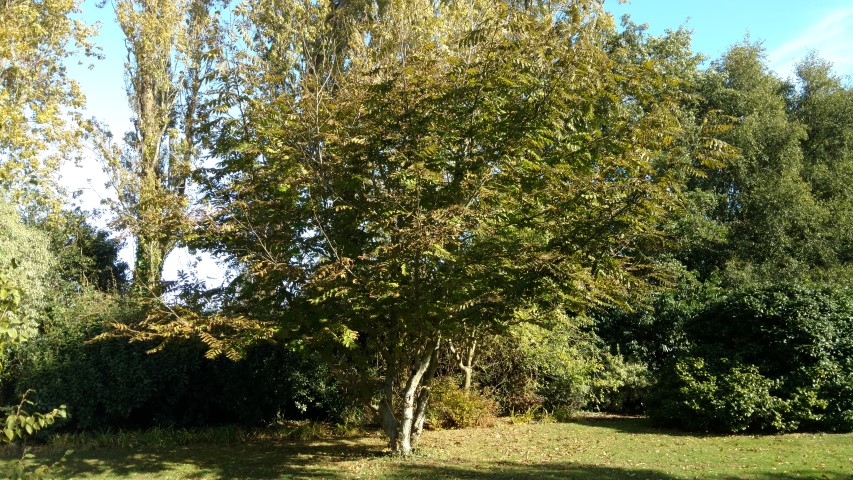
96;0;223;294
0;205;67;449
45;210;129;292
597;47;853;434
0;0;96;217
189;0;724;455
668;44;853;285
790;55;853;280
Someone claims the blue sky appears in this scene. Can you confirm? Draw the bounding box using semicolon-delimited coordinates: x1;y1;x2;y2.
62;0;853;283
608;0;853;78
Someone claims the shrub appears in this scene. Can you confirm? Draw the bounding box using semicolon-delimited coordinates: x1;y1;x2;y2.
648;357;788;432
426;377;498;429
6;290;347;430
477;322;614;415
648;282;853;432
588;355;651;414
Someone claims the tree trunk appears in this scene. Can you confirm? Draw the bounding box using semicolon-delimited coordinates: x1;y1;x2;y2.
133;234;166;294
411;342;440;447
449;337;477;391
377;350;399;450
377;336;441;456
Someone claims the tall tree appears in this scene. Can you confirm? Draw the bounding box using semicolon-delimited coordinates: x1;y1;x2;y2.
675;44;852;284
97;0;223;294
0;0;96;216
790;55;853;280
0;200;56;329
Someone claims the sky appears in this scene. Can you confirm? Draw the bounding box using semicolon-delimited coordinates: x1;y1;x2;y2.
61;0;853;285
608;0;853;78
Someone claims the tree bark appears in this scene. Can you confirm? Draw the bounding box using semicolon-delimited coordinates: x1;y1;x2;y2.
449;337;477;391
133;234;167;294
411;340;440;447
378;336;441;456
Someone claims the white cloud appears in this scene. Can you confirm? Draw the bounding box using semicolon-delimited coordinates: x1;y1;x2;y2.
768;6;853;80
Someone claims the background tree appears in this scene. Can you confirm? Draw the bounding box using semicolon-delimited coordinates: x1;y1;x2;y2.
596;44;853;432
45;210;129;292
0;0;96;217
0;201;57;329
669;43;844;284
789;55;853;282
97;0;223;294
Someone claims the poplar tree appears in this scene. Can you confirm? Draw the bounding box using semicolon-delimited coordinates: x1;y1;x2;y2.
98;0;222;293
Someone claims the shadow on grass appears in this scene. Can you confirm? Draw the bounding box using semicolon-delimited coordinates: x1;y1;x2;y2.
4;423;850;479
4;437;850;480
567;415;732;438
54;452;853;480
33;437;386;479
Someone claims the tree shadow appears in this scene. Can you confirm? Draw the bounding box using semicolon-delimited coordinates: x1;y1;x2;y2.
9;436;386;479
565;415;730;438
3;426;849;479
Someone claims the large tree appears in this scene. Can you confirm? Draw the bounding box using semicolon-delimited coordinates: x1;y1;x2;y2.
669;44;853;285
96;0;223;293
187;0;724;454
790;55;853;280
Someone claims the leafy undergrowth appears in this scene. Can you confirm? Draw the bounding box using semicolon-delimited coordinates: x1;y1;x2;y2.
1;416;850;479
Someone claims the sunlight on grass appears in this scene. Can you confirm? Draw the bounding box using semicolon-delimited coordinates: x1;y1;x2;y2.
2;417;851;479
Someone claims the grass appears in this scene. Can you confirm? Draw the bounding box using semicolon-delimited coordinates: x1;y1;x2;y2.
1;416;851;479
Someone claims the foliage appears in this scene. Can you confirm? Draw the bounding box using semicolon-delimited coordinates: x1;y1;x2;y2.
1;391;67;443
95;0;224;292
595;45;853;432
186;0;727;454
3;449;71;480
41;210;128;292
0;0;97;215
513;321;607;413
7;290;345;430
675;43;853;286
0;263;68;480
594;267;721;371
587;354;650;414
473;333;545;414
425;377;498;430
648;282;853;433
648;357;786;433
790;55;853;281
477;321;637;415
0;201;57;328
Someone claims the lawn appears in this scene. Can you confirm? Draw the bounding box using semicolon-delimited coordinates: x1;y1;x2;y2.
2;417;851;479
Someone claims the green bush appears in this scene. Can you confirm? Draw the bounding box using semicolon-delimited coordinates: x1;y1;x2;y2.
474;319;650;416
648;282;853;432
648;357;788;432
473;333;544;414
588;355;651;414
426;377;498;429
6;290;347;430
477;322;617;415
